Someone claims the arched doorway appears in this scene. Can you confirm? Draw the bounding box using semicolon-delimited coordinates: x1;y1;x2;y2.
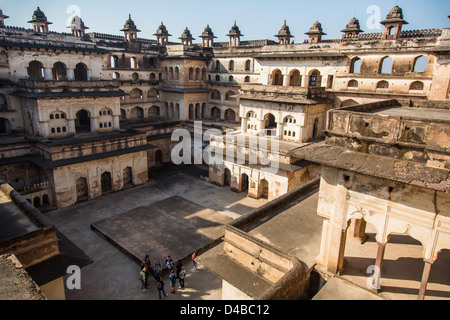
33;197;41;208
224;109;236;122
259;179;269;199
123;167;133;187
76;177;88;202
211;107;221;120
313;118;319;139
52;62;67;80
264;113;277;134
76;110;91;133
224;168;231;187
0;117;10;134
74;63;88;81
241;173;249;193
155;150;163;165
101;172;112;194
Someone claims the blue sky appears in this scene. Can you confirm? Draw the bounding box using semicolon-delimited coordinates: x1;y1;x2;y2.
1;0;449;43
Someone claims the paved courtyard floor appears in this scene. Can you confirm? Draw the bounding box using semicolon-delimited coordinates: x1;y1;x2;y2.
44;165;267;300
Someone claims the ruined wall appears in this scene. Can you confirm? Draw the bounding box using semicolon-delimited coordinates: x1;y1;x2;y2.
51;150;148;209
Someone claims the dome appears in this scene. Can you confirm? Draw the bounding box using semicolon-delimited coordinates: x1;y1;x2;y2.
154;22;171;36
226;21;243;37
200;24;216;38
341;17;364;33
380;6;408;25
275;20;294;38
179;27;195;40
67;16;89;30
121;14;140;32
305;21;326;35
28;7;52;24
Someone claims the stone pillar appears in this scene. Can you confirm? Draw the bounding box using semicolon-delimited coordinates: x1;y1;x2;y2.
418;261;432;300
112;115;120;130
90;116;97;132
241;117;247;133
314;167;349;275
348;218;368;244
44;68;53;80
66;69;75;81
276;122;283;139
67;118;76;134
283;74;289;87
372;242;386;293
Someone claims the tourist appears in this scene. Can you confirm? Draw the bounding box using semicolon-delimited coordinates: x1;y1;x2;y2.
143;255;151;288
179;266;186;288
169;270;177;293
139;266;147;292
191;252;198;271
165;255;174;271
175;260;183;278
154;261;162;280
156;277;168;299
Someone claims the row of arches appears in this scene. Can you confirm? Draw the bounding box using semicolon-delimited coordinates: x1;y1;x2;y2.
27;61;89;81
350;55;428;74
215;59;252;72
110;55;157;69
347;79;425;91
211;89;237;101
188;67;208;81
270;69;321;87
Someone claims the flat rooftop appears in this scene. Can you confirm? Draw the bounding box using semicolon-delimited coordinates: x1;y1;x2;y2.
370;106;450;122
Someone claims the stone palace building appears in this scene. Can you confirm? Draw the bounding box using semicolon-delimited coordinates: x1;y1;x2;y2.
0;5;448;300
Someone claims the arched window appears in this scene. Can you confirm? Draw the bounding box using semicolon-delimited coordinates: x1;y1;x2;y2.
211;90;221;100
189;67;194;80
225;91;236;101
110;55;119;68
130;57;138;69
409;81;424;91
112;72;120;80
289;70;301;86
130;88;143;99
244;76;250;83
348;80;358;88
52;62;67;81
413;55;427;73
376;80;389;89
350;57;362;74
272;69;283;86
215;60;221;71
228;60;234;71
132;72;139;81
28;61;45;80
195;68;201;80
309;70;321;87
74;63;88;81
379;56;393;74
245;60;251;71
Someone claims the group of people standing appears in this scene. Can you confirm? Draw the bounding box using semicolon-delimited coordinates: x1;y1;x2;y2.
139;252;198;299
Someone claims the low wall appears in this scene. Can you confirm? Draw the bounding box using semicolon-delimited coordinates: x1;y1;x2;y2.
224;225;307;300
0;181;59;268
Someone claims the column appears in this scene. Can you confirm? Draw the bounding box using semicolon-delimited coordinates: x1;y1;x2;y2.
67;118;76;134
112;115;120;130
276;122;283;139
418;261;432;300
44;68;53;80
348;218;368;244
372;242;386;293
90;116;98;132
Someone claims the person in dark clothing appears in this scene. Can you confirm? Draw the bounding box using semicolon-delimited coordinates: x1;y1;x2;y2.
156;276;168;299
